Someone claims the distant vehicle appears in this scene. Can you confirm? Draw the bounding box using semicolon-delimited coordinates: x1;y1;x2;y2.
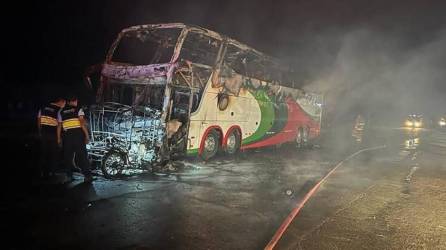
84;23;323;178
439;117;446;128
352;115;366;142
404;114;423;128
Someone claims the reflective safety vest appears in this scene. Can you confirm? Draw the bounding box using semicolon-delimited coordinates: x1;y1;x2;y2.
60;105;82;131
40;103;60;128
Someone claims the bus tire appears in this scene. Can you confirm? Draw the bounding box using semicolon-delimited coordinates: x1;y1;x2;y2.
201;129;220;161
225;129;241;155
101;150;125;179
296;127;305;149
303;127;311;148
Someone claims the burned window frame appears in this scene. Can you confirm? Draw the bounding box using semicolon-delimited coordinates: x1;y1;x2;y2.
221;44;247;76
178;30;222;67
106;27;182;65
132;84;166;110
102;83;135;106
220;41;290;85
101;82;166;111
171;28;226;114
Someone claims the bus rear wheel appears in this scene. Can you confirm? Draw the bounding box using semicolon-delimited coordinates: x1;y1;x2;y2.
225;129;241;155
201;129;220;161
296;127;308;149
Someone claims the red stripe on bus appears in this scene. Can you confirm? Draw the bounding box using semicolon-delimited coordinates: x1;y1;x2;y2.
242;99;305;149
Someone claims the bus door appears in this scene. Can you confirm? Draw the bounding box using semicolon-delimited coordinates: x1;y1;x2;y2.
167;88;193;152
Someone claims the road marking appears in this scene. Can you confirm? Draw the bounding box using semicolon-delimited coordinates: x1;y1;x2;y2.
264;145;387;250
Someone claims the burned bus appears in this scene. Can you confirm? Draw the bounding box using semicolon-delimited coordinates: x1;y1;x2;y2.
85;23;323;177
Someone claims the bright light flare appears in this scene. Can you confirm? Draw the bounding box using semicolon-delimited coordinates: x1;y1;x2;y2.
414;121;422;128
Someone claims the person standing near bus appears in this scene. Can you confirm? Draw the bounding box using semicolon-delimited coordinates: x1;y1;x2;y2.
57;94;93;183
37;97;66;179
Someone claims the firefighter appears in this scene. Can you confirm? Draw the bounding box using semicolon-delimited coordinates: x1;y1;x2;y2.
57;94;93;183
37;97;66;179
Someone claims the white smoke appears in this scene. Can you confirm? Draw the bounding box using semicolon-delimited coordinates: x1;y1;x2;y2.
307;28;446;125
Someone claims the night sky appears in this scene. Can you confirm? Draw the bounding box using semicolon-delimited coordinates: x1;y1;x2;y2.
3;0;446;118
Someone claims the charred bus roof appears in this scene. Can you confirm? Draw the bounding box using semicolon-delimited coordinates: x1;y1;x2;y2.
105;23;309;91
117;23;283;67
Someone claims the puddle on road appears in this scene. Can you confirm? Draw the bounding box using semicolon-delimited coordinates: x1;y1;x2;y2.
399;129;423;195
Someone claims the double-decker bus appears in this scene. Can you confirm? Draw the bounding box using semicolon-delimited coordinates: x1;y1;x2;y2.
85;23;322;176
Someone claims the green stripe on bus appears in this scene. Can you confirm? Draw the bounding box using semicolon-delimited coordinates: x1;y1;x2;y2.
187;148;199;155
242;88;275;145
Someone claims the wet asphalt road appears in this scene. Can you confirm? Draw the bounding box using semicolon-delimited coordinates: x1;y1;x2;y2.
275;127;446;249
4;127;445;249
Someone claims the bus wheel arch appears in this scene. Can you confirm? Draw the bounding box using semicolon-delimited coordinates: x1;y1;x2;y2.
199;126;222;161
224;126;242;155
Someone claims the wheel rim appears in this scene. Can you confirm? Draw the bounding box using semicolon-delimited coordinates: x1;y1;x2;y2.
204;136;216;153
104;153;124;176
227;133;237;154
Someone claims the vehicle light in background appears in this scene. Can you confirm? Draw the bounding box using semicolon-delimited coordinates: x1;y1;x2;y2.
405;120;414;127
414;121;422;128
439;119;446;127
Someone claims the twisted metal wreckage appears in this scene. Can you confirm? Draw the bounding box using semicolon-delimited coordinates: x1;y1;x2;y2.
84;23;323;178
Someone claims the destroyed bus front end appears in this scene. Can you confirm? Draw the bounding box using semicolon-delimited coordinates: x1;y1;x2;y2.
87;102;165;173
86;24;187;177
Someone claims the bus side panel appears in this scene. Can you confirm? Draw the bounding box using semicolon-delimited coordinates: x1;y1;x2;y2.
241;88;275;145
241;96;321;150
187;78;321;154
188;82;262;154
295;95;322;139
